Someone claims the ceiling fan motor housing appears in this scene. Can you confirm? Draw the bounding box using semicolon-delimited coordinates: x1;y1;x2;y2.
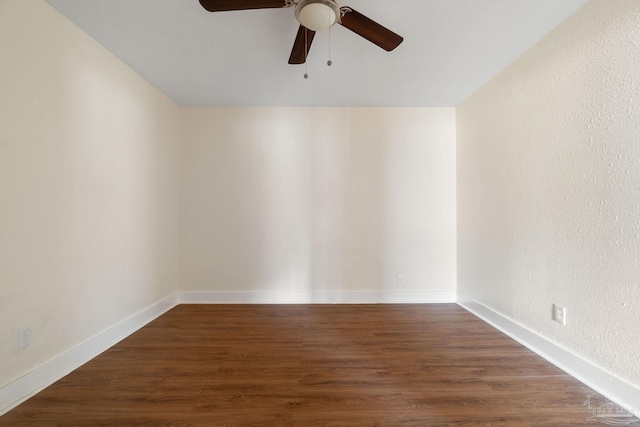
295;0;341;32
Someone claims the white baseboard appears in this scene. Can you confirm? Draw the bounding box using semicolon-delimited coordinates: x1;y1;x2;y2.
0;293;178;416
178;290;457;304
457;294;640;417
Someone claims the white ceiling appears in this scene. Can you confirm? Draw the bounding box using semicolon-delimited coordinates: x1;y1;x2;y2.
46;0;588;107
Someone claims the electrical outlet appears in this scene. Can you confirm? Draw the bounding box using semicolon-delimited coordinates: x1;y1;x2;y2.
553;304;567;326
18;326;32;348
397;275;403;285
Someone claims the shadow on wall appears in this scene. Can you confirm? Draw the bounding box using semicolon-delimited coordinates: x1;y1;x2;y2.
180;107;456;298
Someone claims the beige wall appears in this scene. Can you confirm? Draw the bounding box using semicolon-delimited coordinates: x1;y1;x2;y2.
180;107;457;299
457;0;640;389
0;0;180;387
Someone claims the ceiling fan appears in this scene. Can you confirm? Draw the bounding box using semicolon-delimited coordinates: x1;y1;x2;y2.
198;0;404;64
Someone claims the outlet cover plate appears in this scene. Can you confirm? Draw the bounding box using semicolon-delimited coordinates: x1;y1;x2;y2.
553;304;567;326
18;326;32;348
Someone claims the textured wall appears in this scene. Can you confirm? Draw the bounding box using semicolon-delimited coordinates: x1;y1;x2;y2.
180;107;456;298
457;0;640;389
0;0;180;387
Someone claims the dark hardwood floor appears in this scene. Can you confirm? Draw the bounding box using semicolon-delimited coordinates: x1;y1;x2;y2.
1;304;607;426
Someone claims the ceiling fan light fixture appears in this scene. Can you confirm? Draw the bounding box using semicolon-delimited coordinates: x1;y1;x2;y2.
295;0;340;32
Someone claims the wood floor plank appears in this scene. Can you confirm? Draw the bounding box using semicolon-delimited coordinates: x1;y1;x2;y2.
0;304;613;426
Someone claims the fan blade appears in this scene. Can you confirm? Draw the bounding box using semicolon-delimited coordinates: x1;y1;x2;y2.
199;0;289;12
339;8;403;51
288;26;316;64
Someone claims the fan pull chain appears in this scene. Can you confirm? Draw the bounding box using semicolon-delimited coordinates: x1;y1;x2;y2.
327;8;332;67
304;27;309;79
